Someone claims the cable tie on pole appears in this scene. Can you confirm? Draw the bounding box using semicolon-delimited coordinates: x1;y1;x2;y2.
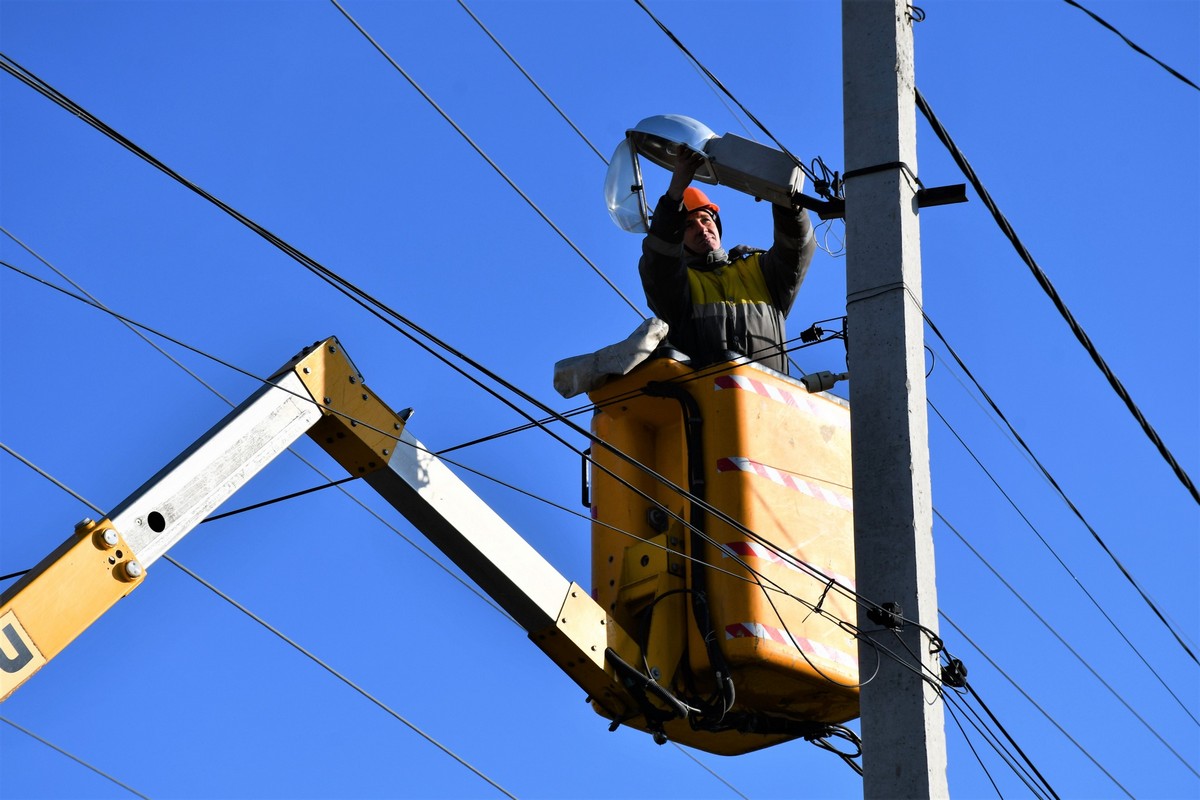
846;281;918;307
842;160;924;188
814;578;836;614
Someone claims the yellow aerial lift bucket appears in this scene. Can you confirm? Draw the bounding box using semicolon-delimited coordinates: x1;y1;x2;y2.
588;356;858;754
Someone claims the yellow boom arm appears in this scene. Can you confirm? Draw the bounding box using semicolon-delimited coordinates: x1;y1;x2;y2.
0;337;639;720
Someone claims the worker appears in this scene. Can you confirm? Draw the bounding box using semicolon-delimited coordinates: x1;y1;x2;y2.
638;149;816;373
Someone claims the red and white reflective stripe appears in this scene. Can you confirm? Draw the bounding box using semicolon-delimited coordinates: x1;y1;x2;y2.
713;374;849;430
717;456;854;513
719;540;790;567
725;622;858;670
719;541;856;591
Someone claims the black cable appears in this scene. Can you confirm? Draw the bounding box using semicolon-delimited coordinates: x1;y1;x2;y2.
455;0;609;164
935;508;1199;775
965;683;1062;800
805;725;864;777
923;311;1198;666
326;1;645;319
4;257;884;725
201;476;361;524
931;393;1199;726
915;86;1199;506
2;44;871;641
941;611;1135;799
943;694;1009;800
0;444;517;799
161;555;519;800
5;246;906;728
631;0;839;198
643;379;737;721
0;48;935;721
0;716;150;800
1062;0;1200;92
3;254;864;658
0;260;518;623
945;688;1054;800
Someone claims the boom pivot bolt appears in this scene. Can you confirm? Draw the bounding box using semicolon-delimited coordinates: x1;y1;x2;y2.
118;561;144;582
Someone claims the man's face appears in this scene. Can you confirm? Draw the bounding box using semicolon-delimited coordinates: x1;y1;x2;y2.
683;209;721;254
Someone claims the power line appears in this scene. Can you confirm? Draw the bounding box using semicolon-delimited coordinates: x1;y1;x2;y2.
942;696;1017;800
669;743;752;800
9;10;1171;786
0;442;518;799
915;86;1199;506
929;395;1198;726
162;554;519;799
631;0;841;198
1;222;866;654
2;245;876;766
1062;0;1200;91
956;685;1062;800
325;1;644;319
922;311;1198;666
2;36;877;661
935;508;1198;776
0;255;515;621
200;475;361;523
4;4;1190;796
455;0;608;164
944;688;1056;800
941;611;1135;799
0;716;150;800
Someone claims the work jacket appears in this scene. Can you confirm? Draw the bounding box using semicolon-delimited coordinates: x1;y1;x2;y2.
638;194;816;373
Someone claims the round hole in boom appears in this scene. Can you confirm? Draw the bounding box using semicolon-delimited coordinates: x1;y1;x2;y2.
148;511;167;533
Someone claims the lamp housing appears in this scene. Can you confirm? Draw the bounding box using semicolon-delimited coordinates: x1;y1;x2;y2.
605;114;806;233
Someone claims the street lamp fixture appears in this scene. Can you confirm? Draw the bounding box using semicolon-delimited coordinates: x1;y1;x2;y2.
604;114;806;233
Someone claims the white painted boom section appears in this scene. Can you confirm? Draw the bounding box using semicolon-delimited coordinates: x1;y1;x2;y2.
108;371;324;567
365;429;573;634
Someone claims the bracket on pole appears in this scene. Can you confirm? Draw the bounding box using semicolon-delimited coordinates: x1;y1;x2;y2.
793;184;967;220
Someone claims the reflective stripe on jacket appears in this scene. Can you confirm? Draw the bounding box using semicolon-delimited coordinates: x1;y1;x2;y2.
684;251;788;371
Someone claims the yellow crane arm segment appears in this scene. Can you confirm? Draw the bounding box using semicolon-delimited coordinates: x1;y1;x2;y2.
0;337;638;716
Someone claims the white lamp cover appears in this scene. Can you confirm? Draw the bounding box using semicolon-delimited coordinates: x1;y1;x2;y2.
603;139;650;233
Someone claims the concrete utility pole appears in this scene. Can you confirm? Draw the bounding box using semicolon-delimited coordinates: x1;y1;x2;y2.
841;1;949;797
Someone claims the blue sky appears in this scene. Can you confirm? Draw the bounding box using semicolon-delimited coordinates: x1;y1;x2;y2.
1;1;1197;798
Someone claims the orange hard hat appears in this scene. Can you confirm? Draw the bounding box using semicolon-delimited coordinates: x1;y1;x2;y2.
682;186;720;215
